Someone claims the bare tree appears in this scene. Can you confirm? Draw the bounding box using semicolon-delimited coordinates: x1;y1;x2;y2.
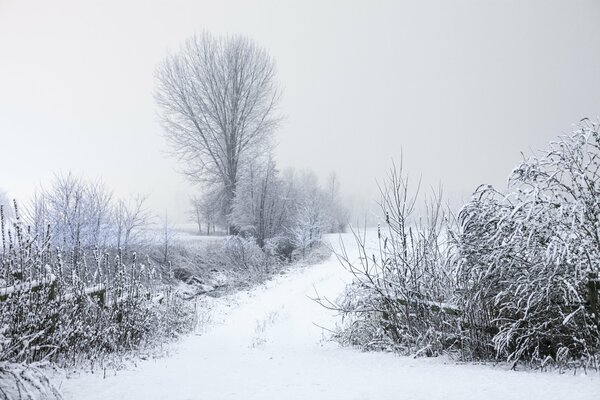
113;195;152;252
189;190;225;235
28;173;113;249
231;159;293;247
155;32;280;233
324;172;350;233
189;195;204;234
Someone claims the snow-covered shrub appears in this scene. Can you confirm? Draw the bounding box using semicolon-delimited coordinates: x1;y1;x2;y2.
0;362;63;400
289;200;327;259
220;236;272;274
323;164;459;356
0;204;195;367
327;121;600;369
453;120;600;367
264;235;295;261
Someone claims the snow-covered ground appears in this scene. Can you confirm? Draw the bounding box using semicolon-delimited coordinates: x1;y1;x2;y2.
59;233;599;400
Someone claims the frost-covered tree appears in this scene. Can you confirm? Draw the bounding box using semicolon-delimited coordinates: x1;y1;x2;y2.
189;195;204;234
113;195;152;252
287;171;329;255
155;32;280;233
231;160;293;247
230;165;348;257
28;173;113;249
189;190;225;235
323;172;349;233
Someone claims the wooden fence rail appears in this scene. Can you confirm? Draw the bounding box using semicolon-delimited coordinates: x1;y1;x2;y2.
0;274;56;302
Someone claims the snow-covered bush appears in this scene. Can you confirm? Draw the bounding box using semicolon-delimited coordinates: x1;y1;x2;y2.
323;164;459;356
0;204;195;367
264;235;295;261
0;362;63;400
325;121;600;370
453;120;600;367
220;236;272;274
289;198;328;259
286;170;330;255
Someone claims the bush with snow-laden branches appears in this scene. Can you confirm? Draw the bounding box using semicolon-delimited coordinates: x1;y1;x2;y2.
327;120;600;370
454;119;600;368
320;163;458;357
0;203;195;367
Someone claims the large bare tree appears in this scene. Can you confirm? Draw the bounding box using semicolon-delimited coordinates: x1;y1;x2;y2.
155;32;280;233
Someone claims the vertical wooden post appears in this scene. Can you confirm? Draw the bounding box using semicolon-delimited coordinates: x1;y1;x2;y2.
588;272;599;323
48;280;57;301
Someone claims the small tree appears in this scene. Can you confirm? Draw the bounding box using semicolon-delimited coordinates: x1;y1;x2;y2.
231;160;292;247
28;173;113;249
324;172;350;233
113;195;152;252
189;190;224;235
189;195;203;234
287;171;329;256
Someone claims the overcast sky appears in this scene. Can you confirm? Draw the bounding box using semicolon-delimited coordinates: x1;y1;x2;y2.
1;0;599;222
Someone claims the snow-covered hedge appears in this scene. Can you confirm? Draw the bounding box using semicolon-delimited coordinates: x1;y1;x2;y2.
454;120;600;367
322;164;459;356
0;362;63;400
0;206;195;367
330;121;600;369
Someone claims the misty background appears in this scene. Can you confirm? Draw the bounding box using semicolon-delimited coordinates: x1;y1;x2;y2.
1;0;599;223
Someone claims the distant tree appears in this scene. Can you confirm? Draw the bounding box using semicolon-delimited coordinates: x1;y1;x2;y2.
160;210;178;265
113;195;152;252
288;171;328;255
231;160;293;247
324;172;349;233
189;190;224;235
189;195;204;234
155;32;280;233
28;173;113;249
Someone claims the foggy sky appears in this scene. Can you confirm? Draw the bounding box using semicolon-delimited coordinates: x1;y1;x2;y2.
1;0;599;222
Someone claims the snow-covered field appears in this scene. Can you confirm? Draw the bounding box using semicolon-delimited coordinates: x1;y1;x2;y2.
58;233;599;400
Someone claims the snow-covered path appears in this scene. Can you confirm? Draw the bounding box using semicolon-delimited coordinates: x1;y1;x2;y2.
60;234;598;400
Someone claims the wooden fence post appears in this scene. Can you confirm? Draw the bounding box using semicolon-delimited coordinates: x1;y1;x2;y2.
588;272;599;323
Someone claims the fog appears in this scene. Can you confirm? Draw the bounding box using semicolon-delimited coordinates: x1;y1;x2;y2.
1;0;599;222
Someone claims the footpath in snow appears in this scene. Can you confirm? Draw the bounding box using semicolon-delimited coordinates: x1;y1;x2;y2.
60;233;599;400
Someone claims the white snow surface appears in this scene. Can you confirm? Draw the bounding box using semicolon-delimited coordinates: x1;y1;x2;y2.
59;233;599;400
